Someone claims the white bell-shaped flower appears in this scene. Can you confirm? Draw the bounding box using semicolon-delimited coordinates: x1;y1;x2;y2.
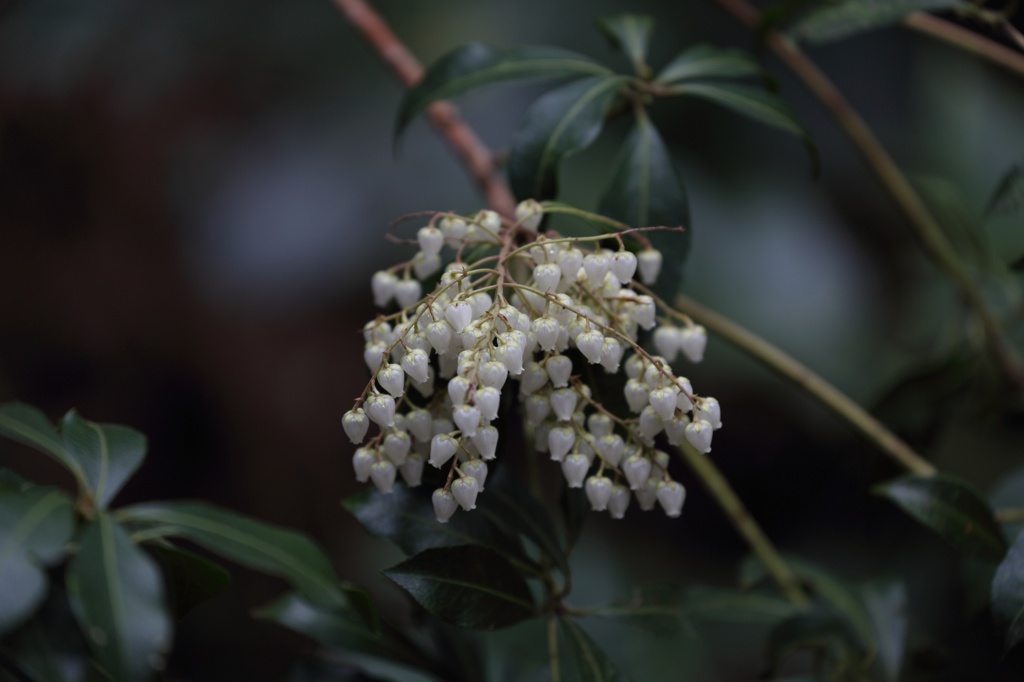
585;476;613;511
653;326;682;362
648;386;680;421
582;252;611;284
639;405;664;440
561;453;590;488
548;425;575;461
637;249;663;285
534;263;561;293
600;338;624;373
595;434;625;467
363;342;387;372
550;388;578;422
557;248;583;281
576;329;605;364
342;409;369;444
447;376;471;405
399;453;424;487
479;361;508;389
545;355;572;388
471;426;499;460
520;362;549;395
452;404;482;437
352;448;375;482
586;413;612;438
680;325;707;363
664;414;691;445
412;252;442;279
515;199;543;232
608;484;631;519
432;488;458;523
495;337;525;375
657;481;686;518
685;419;714;453
531;317;560;352
624;379;649;413
624;354;645;379
371;271;398;307
425;320;453;355
377;364;405;398
475;386;501;422
634;296;657;330
370;461;397;494
469;292;493;319
610;250;638;284
400;349;430;383
433;418;454;435
697;397;722;429
417;226;444;257
674;377;694;412
524;394;550;426
623;454;653;490
444;300;473;332
461;459;489;490
366;394;396;428
635;477;659;510
452;475;480;510
395;280;422;309
407;409;433;442
411;365;435;397
429;434;459;468
383;431;411;465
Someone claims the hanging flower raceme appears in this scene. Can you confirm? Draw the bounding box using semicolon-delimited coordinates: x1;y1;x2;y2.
342;201;723;523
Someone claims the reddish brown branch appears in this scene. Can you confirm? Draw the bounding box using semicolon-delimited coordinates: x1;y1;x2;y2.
332;0;517;218
904;12;1024;78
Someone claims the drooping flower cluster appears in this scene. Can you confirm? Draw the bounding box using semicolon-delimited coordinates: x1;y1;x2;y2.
342;200;721;523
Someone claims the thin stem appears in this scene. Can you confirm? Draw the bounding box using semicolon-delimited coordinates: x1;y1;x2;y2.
714;0;1024;389
672;292;937;476
996;507;1024;523
904;12;1024;78
331;0;517;217
547;614;561;682
676;441;811;606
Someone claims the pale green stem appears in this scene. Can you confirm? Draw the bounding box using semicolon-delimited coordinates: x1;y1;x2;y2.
547;614;561;682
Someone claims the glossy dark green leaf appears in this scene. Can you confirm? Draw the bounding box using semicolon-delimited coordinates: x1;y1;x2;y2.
598;115;690;300
682;586;798;625
655;44;761;85
766;608;864;676
596;14;654;75
0;402;83;483
60;411;146;510
0;487;75;635
508;76;627;201
986;159;1024;216
874;474;1008;562
992;532;1024;650
665;82;817;171
395;43;611;138
383;546;535;629
789;0;965;44
483;471;570;576
66;515;172;682
150;544;231;621
861;581;907;681
3;587;96;682
558;617;631;682
257;593;431;675
118;501;352;612
343;484;524;563
0;468;32;494
739;556;874;650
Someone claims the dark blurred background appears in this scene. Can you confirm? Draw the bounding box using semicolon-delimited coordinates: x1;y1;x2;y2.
1;0;1023;679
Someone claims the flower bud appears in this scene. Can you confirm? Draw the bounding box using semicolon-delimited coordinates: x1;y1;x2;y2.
471;426;499;460
576;329;605;364
475;386;501;422
476;210;502;236
495;337;525;375
657;481;686;518
561;453;590;488
697;397;722;429
607;485;630;519
452;475;480;511
352;448;375;482
610;250;638;284
595;434;625;467
624;354;645;379
557;248;583;281
366;394;396;428
444;301;473;333
400;348;430;384
582;252;611;284
440;216;468;247
477;361;507;390
648;386;679;421
531;317;560;352
417;226;444;257
599;338;623;373
447;376;470;405
545;355;572;388
585;476;614;511
363;342;387;372
674;377;694;412
370;460;397;494
653;326;682;362
371;271;398;307
623;454;653;490
461;459;489;490
399;453;424;487
394;280;422;309
685;419;713;453
624;379;649;413
383;430;411;465
680;325;707;363
548;424;575;461
637;249;663;285
377;364;405;398
452;404;482;437
515;199;543;232
425;320;453;355
432;488;458;523
534;263;561;293
342;409;369;444
429;434;459;468
550;388;578;422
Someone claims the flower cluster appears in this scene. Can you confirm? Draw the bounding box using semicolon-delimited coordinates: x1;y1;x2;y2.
342;200;721;523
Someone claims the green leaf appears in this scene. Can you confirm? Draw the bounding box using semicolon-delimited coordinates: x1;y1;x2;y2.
596;15;654;75
0;402;82;483
558;617;631;682
0;487;76;635
789;0;966;44
0;468;32;494
343;484;525;562
655;44;762;85
66;515;172;682
992;532;1024;650
682;586;799;625
150;544;231;621
383;546;536;629
874;474;1008;562
665;82;817;172
257;593;432;677
986;158;1024;216
60;411;146;510
484;471;570;576
861;581;907;681
395;43;611;138
118;501;352;613
508;76;627;201
766;607;864;677
585;586;683;637
598;115;690;300
2;586;97;682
